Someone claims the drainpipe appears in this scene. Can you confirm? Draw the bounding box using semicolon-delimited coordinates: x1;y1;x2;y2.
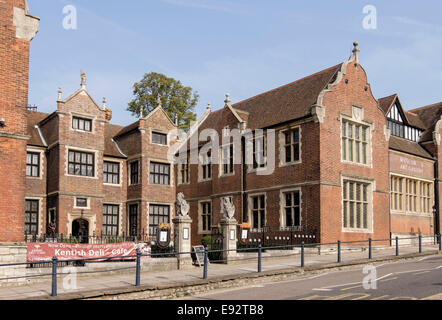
241;135;247;223
434;157;440;236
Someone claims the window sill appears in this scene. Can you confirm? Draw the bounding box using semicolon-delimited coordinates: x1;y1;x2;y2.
391;210;432;217
103;183;122;187
220;172;235;178
342;228;373;234
279;161;302;168
341;160;371;168
66;174;97;180
151;142;169;147
198;178;212;183
26;176;42;180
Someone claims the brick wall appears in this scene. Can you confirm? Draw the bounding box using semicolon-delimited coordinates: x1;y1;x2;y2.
0;0;37;242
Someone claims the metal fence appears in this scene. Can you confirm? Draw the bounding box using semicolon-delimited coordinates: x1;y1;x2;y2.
24;233;156;244
1;234;440;297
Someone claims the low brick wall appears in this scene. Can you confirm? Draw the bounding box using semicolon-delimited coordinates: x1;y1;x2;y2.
0;245;179;288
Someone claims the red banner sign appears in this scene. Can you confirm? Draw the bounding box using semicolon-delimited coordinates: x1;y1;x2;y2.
26;242;138;262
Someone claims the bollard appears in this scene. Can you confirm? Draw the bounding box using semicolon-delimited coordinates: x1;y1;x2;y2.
51;256;57;297
419;234;422;253
337;240;341;263
439;234;441;251
135;249;141;286
258;244;262;273
203;246;208;279
395;236;399;256
368;238;372;260
301;242;305;268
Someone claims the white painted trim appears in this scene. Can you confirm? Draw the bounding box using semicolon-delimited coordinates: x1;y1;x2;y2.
340;175;374;234
247;192;267;232
279;187;302;230
26;148;44;180
278;125;302;167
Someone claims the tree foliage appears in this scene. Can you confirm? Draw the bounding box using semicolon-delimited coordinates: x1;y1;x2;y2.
127;72;198;129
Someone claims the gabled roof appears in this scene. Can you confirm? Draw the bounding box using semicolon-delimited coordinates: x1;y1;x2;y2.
104;123;127;158
230;63;344;129
25;110;50;147
378;94;397;115
378;94;426;130
115;120;140;138
409;102;442;142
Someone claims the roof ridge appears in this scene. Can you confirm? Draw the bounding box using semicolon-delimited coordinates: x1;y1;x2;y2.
410;102;442;112
232;63;343;107
378;93;397;101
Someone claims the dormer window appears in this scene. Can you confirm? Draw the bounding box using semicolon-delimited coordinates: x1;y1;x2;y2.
387;103;422;142
73;116;92;132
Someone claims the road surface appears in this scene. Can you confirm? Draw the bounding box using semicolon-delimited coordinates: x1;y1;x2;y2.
178;254;442;300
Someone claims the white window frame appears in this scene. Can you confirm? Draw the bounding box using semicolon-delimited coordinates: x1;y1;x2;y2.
340;106;373;168
341;176;374;233
198;200;212;235
248;193;266;232
279;187;302;231
279;126;302;167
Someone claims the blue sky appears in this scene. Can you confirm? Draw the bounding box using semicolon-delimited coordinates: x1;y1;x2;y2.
27;0;442;126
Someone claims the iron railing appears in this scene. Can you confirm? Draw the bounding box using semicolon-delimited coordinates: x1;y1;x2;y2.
0;234;440;297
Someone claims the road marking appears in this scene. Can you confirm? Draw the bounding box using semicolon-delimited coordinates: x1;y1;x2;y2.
371;295;390;300
380;276;398;282
390;296;418;300
413;271;430;275
351;294;371;300
299;295;328;300
326;293;370;300
421;293;442;300
341;285;361;291
312;288;332;292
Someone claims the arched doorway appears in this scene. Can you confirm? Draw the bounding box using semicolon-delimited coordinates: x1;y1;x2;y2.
72;219;89;243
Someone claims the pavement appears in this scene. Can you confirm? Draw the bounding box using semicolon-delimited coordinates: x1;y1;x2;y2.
181;254;442;300
0;243;439;300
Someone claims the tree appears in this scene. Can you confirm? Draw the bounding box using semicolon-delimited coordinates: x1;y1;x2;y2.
127;72;199;130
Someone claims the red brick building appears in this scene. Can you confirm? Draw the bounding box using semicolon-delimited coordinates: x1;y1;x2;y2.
1;0;441;247
177;43;442;245
24;80;177;242
0;0;39;242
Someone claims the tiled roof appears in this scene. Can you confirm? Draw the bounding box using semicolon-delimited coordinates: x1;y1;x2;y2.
409;102;442;142
389;135;433;159
115;120;140;137
104;123;126;158
378;94;426;130
230;63;344;129
25;110;50;147
378;94;397;114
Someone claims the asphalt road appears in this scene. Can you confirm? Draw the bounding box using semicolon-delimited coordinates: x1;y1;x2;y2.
179;254;442;300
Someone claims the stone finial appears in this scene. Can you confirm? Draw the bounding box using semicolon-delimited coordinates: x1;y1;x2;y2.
57;87;62;101
352;41;360;64
80;70;86;89
102;97;106;108
105;108;112;122
207;102;211;112
224;93;231;106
